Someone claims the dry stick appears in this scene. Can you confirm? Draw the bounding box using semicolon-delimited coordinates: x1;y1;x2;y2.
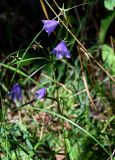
63;24;115;82
39;112;46;140
69;89;86;98
40;0;49;20
78;47;97;110
53;0;88;13
44;0;115;83
107;149;115;160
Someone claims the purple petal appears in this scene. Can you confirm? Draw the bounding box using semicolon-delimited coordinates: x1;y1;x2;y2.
56;53;63;59
9;83;22;101
52;41;71;59
35;88;47;99
42;20;59;36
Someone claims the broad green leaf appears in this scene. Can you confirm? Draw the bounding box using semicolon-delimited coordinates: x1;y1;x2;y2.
101;44;115;74
98;11;115;43
104;0;115;10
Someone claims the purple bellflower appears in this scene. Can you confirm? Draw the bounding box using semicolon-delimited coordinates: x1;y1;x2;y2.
42;20;59;36
52;40;71;59
34;88;47;100
9;83;22;101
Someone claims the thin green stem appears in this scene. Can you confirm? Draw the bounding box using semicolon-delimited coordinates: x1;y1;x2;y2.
10;29;43;85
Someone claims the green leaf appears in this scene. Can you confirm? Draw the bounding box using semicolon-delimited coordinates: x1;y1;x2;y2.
98;11;115;44
101;44;115;74
104;0;115;10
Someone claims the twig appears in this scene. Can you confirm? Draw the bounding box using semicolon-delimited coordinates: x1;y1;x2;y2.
78;47;97;110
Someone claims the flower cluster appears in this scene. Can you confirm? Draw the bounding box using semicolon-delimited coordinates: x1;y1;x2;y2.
42;19;71;59
9;19;71;102
9;83;46;101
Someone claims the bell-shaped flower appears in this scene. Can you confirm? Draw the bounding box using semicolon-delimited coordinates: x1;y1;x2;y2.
42;20;59;36
34;88;47;100
9;83;22;101
52;40;71;59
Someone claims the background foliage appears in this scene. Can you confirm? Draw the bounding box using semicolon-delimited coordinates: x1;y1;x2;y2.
0;0;115;159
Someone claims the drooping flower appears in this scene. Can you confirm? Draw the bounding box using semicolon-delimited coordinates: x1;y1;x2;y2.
42;20;59;36
52;40;71;59
9;83;22;101
34;88;47;100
